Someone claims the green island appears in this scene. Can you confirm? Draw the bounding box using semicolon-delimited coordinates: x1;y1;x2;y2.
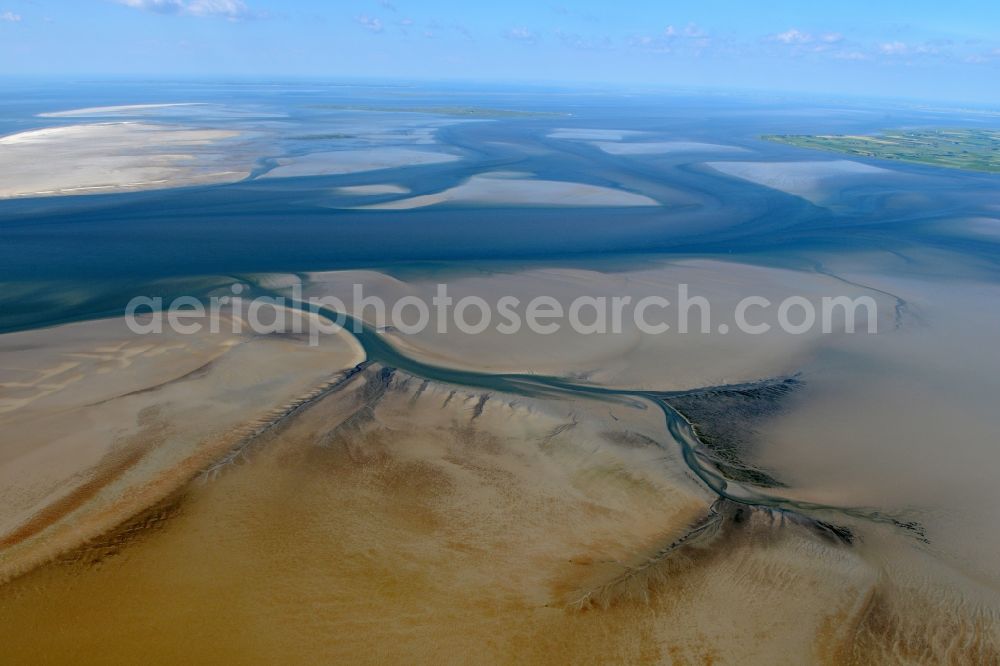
762;128;1000;173
308;104;567;118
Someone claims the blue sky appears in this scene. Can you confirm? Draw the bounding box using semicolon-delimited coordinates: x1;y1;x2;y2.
2;0;999;103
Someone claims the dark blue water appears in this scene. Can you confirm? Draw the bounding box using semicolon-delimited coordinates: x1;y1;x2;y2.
1;80;998;332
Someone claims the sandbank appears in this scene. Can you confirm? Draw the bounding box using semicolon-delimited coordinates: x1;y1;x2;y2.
286;259;896;390
260;147;461;179
592;140;748;155
356;172;659;209
0;122;253;199
548;128;646;141
39;103;206;118
334;184;411;196
706;159;893;203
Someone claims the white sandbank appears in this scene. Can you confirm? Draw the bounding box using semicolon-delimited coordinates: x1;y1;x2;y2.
356;172;659;209
592;140;748;155
39;103;206;118
955;217;1000;240
0;122;252;199
335;184;411;196
547;128;646;141
261;148;461;179
706;159;892;203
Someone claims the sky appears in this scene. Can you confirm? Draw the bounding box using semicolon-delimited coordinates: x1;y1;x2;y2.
1;0;999;104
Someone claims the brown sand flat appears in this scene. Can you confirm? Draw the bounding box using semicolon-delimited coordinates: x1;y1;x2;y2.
1;262;998;663
0;310;364;583
288;260;898;390
0;367;886;664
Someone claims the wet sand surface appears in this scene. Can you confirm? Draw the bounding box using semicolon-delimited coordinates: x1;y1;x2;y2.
0;366;890;664
0;271;997;663
1;84;1000;663
0;310;364;583
2;356;995;663
285;260;895;390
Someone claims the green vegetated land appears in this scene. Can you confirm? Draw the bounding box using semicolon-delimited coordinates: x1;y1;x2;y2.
308;104;566;118
762;128;1000;173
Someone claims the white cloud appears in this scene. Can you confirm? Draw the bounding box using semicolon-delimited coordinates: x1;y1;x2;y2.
773;28;813;44
876;40;947;58
116;0;253;20
914;43;943;55
879;41;909;55
762;29;968;62
769;28;847;54
187;0;250;18
663;23;708;39
834;50;869;61
118;0;183;13
683;23;706;38
759;28;984;63
629;34;666;52
647;22;711;53
962;48;999;63
0;11;21;22
630;26;714;56
962;48;1000;65
556;29;612;51
356;14;384;33
504;26;538;44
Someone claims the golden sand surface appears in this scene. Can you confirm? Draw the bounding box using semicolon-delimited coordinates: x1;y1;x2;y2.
0;367;889;664
0;310;364;583
0;261;998;663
